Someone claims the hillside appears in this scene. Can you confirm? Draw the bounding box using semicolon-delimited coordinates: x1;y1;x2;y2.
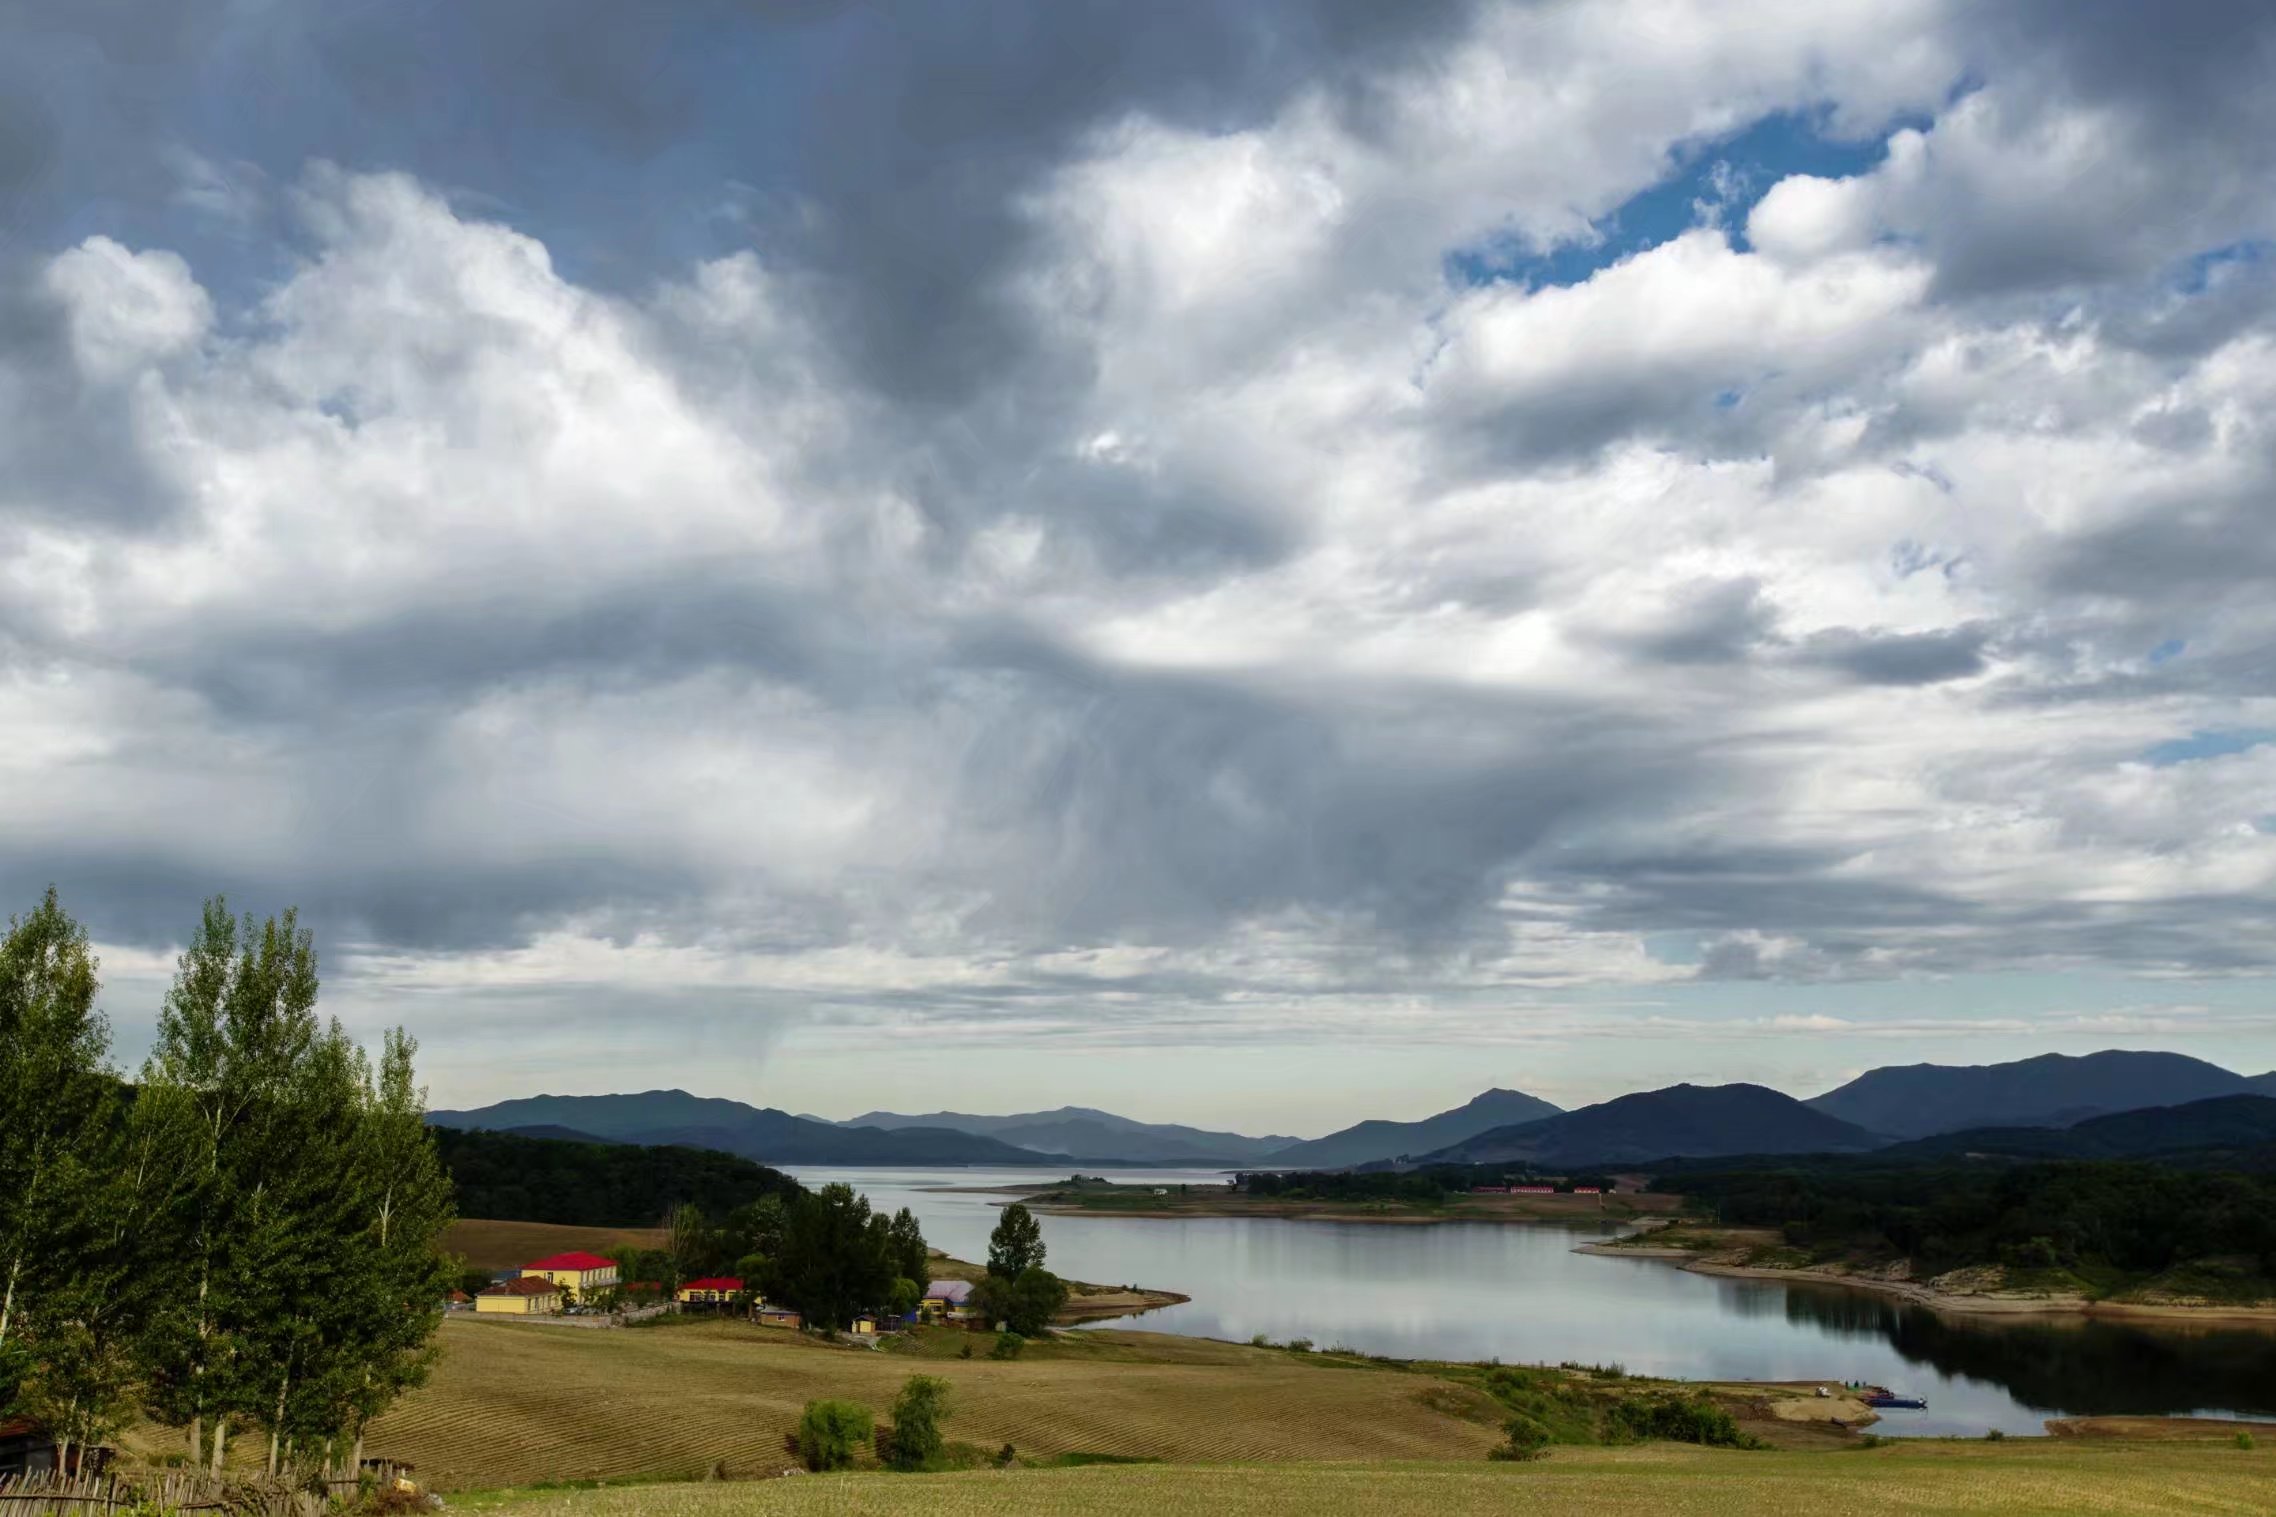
848;1105;1297;1165
428;1090;1065;1167
1875;1094;2276;1167
1420;1084;1882;1167
432;1126;803;1226
1260;1088;1563;1170
1806;1050;2261;1139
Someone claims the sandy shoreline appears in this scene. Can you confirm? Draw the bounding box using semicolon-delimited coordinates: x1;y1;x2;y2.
1576;1240;2276;1324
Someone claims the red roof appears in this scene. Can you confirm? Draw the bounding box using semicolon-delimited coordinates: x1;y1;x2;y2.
524;1252;617;1271
681;1277;743;1293
481;1276;561;1297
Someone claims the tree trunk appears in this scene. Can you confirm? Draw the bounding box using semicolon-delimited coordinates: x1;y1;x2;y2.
268;1369;290;1477
189;1417;204;1469
210;1419;227;1475
351;1430;364;1477
0;1251;21;1347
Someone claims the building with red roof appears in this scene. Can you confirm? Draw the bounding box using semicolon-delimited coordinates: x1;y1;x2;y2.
677;1276;745;1305
476;1276;563;1315
521;1251;619;1301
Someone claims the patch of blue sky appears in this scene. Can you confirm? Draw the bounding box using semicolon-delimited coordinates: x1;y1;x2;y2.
2140;729;2275;767
2148;638;2188;665
2175;239;2270;295
1445;107;1911;292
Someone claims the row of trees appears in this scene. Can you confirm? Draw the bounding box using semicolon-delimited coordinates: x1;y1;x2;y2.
0;891;455;1475
607;1187;933;1330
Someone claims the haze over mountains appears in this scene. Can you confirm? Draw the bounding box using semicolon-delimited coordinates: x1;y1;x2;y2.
432;1050;2276;1172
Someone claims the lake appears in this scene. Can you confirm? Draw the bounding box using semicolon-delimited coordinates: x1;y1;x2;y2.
787;1165;2276;1439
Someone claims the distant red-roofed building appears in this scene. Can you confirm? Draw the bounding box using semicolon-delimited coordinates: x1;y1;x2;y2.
521;1251;619;1301
678;1276;745;1305
476;1276;563;1315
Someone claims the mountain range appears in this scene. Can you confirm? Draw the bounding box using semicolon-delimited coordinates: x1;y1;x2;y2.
1874;1093;2276;1167
430;1049;2276;1172
845;1106;1300;1166
1415;1083;1883;1167
427;1090;1068;1167
1257;1088;1563;1170
1803;1050;2276;1138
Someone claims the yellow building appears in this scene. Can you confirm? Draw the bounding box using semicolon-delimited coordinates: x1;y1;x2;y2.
677;1276;744;1305
521;1251;620;1302
475;1276;562;1315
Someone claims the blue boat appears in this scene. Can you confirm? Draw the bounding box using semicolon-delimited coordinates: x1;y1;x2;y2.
1863;1391;1928;1410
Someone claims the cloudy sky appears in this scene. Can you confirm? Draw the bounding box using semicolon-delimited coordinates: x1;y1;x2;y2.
5;1;2275;1132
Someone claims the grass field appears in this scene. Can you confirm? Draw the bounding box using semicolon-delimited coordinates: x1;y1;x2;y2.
443;1218;669;1270
368;1318;1503;1488
461;1440;2275;1517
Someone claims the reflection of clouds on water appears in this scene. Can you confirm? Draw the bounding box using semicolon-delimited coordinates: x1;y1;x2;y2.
791;1166;2276;1438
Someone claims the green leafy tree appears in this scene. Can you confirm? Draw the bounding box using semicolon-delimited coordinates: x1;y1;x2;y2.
328;1030;456;1469
0;890;113;1366
885;1278;919;1321
725;1196;789;1262
774;1184;892;1330
885;1375;949;1471
666;1202;719;1281
972;1267;1067;1336
795;1399;871;1471
986;1203;1046;1280
885;1207;930;1287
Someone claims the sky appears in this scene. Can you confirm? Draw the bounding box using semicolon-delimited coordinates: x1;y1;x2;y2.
4;1;2276;1135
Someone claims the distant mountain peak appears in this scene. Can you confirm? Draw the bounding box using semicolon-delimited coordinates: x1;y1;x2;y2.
1806;1049;2258;1140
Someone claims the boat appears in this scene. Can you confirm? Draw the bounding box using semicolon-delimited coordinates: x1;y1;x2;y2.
1862;1391;1928;1410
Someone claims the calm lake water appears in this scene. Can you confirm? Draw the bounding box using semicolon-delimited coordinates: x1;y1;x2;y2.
788;1165;2276;1439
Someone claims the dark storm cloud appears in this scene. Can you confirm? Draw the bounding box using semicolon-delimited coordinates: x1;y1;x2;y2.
1794;623;1991;686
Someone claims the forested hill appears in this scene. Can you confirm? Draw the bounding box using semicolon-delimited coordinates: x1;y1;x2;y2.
433;1126;804;1226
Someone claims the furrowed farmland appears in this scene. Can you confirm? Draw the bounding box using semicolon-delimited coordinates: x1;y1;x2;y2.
464;1441;2274;1517
369;1319;1501;1488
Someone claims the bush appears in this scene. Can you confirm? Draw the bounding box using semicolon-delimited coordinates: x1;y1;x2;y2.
796;1399;873;1471
2237;1431;2257;1451
990;1330;1025;1360
1286;1337;1313;1354
958;1341;974;1359
1985;1428;2006;1441
1604;1392;1759;1449
1487;1413;1552;1462
996;1443;1017;1467
886;1375;952;1472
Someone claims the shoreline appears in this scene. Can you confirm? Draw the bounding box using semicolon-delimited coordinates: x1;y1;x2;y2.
1576;1240;2276;1324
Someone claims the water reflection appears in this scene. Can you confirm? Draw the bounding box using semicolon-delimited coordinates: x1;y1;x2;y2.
788;1166;2276;1437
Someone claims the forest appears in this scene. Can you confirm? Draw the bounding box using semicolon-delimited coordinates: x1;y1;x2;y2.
432;1126;802;1227
1659;1160;2276;1286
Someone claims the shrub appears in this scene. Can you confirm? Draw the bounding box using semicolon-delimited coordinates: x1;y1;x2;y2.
1604;1392;1759;1449
958;1341;974;1360
996;1443;1017;1468
1985;1428;2006;1441
886;1375;952;1472
1487;1413;1552;1462
1286;1337;1313;1354
2237;1431;2257;1451
796;1398;873;1471
973;1266;1069;1335
990;1330;1025;1360
1250;1334;1271;1348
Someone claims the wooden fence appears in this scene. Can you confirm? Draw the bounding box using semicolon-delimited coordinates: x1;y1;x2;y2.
0;1461;416;1517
